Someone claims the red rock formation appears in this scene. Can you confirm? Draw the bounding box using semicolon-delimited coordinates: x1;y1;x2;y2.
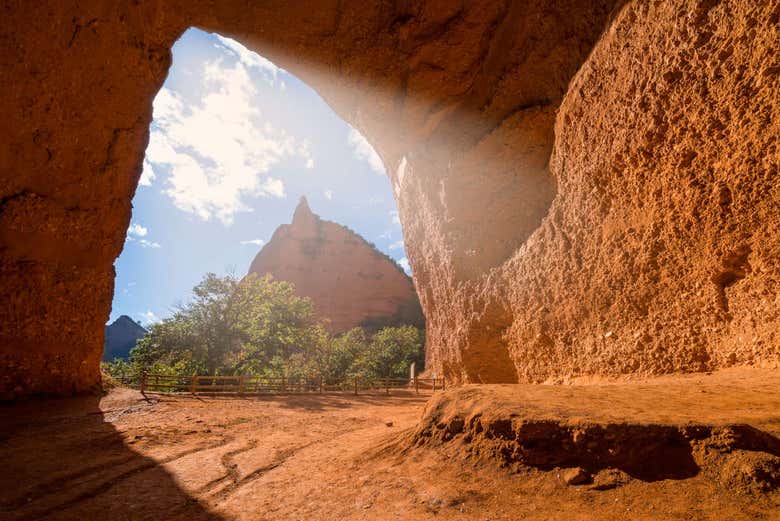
1;0;778;396
248;197;423;333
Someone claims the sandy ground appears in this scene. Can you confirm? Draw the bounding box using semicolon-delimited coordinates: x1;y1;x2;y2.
1;368;779;520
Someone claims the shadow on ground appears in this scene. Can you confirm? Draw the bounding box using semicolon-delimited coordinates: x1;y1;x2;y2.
0;394;225;521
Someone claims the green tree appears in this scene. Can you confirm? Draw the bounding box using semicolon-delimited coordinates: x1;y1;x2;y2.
323;327;368;382
124;271;426;384
352;325;425;380
130;273;315;376
231;274;314;375
102;358;132;379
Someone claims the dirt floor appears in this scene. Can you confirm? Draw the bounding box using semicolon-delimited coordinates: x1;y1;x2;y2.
1;368;779;520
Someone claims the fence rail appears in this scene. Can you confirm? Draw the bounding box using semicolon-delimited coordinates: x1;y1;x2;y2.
116;372;445;396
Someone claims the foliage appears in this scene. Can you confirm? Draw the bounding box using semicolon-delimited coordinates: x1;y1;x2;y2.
273;325;425;383
102;358;132;378
123;273;314;376
353;325;425;380
103;272;425;384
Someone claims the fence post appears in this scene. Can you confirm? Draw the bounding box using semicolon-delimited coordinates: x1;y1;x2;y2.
415;375;419;395
140;370;148;394
354;376;358;396
281;375;286;394
189;375;195;395
319;376;323;394
385;377;389;395
239;375;245;396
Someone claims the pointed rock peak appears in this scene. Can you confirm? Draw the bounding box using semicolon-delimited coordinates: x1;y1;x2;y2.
292;195;317;225
108;315;147;332
297;195;311;211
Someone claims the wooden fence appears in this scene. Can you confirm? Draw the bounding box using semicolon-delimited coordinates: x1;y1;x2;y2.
117;373;445;396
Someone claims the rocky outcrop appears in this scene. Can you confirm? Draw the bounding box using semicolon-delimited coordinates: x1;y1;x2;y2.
103;316;147;362
1;0;778;396
248;197;423;333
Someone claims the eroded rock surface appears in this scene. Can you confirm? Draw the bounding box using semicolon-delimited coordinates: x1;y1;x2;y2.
1;0;778;395
249;197;423;332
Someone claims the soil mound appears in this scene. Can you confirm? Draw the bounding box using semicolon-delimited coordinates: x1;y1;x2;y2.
397;369;780;496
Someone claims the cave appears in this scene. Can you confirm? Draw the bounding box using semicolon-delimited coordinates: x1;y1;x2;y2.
1;0;778;397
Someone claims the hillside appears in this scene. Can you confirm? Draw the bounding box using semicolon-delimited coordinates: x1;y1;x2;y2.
103;316;147;361
248;197;423;332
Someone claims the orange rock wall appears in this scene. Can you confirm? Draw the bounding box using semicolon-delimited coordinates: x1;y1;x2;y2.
1;0;777;395
498;0;780;382
248;198;422;332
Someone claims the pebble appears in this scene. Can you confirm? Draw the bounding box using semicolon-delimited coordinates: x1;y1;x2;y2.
562;467;591;485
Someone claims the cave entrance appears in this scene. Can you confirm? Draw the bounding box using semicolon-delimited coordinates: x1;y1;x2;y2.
4;0;610;397
105;29;424;377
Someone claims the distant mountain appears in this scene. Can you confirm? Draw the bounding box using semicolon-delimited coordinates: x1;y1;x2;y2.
248;196;424;332
103;315;148;361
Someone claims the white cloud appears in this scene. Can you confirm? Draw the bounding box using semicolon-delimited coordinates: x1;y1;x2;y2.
145;52;314;225
390;210;401;225
138;239;161;249
241;239;265;246
127;236;160;248
389;240;404;250
347;127;384;174
214;35;281;83
398;257;411;274
297;142;314;170
139;160;156;186
324;189;334;200
127;223;148;237
126;223;160;248
137;310;160;325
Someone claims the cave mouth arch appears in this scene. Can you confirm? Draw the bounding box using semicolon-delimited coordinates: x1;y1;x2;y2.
111;28;417;344
106;16;564;387
1;1;624;397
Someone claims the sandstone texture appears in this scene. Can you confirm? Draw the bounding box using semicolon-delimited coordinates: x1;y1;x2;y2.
248;197;423;332
1;0;778;395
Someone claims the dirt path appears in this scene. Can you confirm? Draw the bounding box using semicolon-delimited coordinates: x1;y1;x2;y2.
1;368;779;520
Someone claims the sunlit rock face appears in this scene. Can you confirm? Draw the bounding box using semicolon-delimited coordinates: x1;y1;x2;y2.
1;0;778;396
248;197;423;332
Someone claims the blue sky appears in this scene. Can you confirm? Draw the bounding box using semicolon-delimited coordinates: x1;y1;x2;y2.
111;28;408;326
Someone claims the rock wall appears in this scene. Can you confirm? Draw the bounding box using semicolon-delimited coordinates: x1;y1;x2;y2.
496;0;780;383
1;0;777;396
248;197;423;332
